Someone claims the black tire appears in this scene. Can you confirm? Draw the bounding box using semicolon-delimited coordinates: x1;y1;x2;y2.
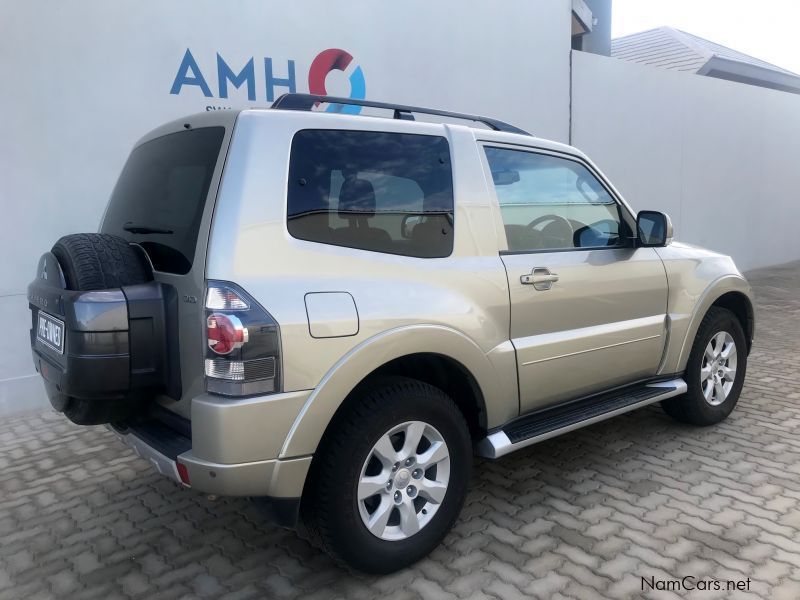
662;307;747;425
51;233;150;291
304;377;472;574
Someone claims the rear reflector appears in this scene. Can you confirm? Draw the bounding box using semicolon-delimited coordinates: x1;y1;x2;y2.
176;462;191;485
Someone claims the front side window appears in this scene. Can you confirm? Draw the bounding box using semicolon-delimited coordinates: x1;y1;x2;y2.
287;130;454;258
484;147;628;252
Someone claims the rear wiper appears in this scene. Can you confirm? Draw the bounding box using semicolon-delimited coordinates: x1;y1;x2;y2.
123;222;174;235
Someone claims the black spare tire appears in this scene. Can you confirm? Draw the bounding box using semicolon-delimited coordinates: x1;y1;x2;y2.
51;233;151;291
45;234;154;425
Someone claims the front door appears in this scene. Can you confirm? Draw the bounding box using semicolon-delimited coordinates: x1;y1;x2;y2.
483;145;668;413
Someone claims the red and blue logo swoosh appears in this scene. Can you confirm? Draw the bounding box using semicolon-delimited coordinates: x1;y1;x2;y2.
308;49;366;114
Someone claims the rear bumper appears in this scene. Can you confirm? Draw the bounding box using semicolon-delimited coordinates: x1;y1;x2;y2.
110;393;313;527
114;425;307;526
177;451;311;499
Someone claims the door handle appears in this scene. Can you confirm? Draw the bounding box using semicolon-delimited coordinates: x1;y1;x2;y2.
520;268;559;291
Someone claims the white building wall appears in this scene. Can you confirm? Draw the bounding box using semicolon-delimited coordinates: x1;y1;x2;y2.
0;1;572;413
571;50;800;271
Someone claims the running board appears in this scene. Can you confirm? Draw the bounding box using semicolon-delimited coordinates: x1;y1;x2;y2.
477;378;687;459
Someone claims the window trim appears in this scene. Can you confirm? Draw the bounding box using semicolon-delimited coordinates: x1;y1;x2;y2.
285;127;456;259
479;142;637;255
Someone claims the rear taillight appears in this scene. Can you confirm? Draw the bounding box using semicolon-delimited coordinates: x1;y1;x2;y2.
204;281;281;396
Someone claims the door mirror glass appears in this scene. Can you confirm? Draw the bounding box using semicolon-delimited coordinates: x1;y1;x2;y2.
637;211;673;247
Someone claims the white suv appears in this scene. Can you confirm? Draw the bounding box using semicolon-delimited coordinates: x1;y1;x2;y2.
28;94;754;573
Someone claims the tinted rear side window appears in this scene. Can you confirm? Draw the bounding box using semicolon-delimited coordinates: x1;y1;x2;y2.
287;130;454;258
101;127;225;274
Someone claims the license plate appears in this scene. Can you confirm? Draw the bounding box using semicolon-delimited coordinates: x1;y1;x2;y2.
37;312;65;354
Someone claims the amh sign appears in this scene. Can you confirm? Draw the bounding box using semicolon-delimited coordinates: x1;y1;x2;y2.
170;48;366;114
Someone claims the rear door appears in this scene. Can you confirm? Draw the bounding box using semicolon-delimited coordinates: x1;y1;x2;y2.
100;115;235;417
482;144;668;413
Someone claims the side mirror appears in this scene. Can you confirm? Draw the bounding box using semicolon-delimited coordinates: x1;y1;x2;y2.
637;211;673;247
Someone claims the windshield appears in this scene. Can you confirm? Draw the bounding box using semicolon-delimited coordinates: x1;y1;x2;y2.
101;127;226;274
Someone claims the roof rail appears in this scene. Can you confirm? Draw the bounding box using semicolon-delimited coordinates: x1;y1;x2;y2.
270;93;531;136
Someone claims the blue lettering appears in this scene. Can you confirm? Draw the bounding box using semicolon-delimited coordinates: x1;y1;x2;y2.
264;58;296;101
170;49;212;97
217;54;256;101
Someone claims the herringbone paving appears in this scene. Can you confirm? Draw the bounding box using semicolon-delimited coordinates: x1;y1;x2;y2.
2;261;799;599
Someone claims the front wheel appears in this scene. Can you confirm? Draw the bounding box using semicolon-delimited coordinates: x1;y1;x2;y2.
304;377;472;574
662;307;747;425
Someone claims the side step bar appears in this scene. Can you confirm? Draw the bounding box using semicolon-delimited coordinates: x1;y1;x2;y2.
477;378;687;459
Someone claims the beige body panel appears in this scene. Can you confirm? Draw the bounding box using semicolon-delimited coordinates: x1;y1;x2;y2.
190;390;310;464
178;452;311;498
278;325;518;458
502;247;668;411
655;242;754;375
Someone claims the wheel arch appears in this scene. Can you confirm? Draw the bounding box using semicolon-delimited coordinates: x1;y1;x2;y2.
710;291;754;352
674;278;755;372
348;353;488;438
278;325;517;459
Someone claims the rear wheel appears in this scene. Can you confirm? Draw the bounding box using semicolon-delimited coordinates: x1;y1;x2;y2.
304;377;472;573
51;233;150;291
662;307;747;425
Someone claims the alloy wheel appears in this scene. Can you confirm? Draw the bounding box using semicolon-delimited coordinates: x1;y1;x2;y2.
700;331;737;406
357;420;451;541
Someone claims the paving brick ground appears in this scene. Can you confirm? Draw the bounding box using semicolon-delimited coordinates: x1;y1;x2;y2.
2;261;800;599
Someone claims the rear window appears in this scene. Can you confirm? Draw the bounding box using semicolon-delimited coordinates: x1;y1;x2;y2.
287;130;454;258
101;127;225;274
